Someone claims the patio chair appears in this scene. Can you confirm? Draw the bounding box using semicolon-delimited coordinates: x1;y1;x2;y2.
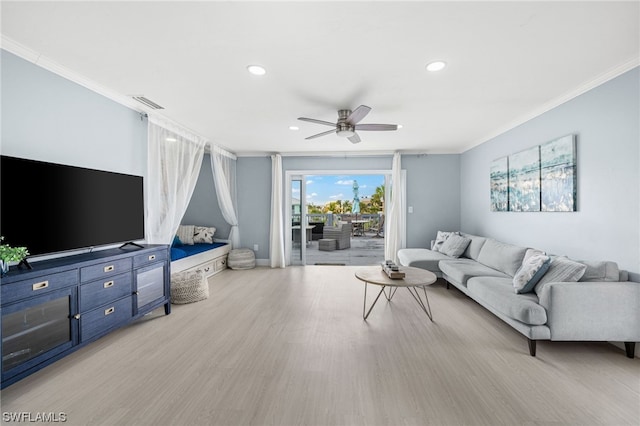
323;223;352;249
369;215;384;238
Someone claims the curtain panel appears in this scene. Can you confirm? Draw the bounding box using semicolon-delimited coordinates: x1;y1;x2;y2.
384;152;406;262
269;154;286;268
145;118;206;244
210;144;240;248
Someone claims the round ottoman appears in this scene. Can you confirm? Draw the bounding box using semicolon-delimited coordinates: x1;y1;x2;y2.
227;248;256;270
170;269;208;304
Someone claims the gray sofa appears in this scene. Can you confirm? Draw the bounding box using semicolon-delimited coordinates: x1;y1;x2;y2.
397;232;640;357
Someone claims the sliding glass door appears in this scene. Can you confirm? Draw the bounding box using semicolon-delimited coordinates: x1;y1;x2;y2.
290;175;306;265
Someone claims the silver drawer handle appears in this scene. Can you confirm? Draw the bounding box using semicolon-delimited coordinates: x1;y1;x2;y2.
103;280;114;288
104;307;115;316
32;281;49;291
104;265;115;273
148;254;156;261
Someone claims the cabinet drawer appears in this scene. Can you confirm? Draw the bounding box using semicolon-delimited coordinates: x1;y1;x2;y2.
79;272;132;312
215;256;227;271
80;296;132;342
80;258;132;283
200;261;216;277
1;270;78;306
133;249;167;268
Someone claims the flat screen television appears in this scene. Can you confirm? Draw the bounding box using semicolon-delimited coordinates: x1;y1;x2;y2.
1;155;145;259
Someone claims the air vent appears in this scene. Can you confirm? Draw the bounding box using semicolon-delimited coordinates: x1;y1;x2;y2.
131;96;164;110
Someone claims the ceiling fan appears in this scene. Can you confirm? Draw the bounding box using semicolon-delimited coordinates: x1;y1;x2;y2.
298;105;398;144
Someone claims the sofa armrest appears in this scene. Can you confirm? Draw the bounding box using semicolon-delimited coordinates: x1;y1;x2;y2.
539;281;640;341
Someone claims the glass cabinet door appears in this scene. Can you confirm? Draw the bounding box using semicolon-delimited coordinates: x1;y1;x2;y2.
135;263;166;312
2;288;76;375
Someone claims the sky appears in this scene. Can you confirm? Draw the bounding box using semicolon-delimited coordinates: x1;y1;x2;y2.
293;174;385;206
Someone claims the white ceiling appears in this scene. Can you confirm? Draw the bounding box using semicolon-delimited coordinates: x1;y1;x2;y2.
2;1;638;156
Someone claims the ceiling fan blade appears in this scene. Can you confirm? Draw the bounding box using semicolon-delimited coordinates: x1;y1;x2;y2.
354;124;398;131
298;117;336;127
348;132;361;144
346;105;371;125
305;129;337;140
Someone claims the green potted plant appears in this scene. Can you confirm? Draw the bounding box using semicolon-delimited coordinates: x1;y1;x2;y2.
0;236;29;276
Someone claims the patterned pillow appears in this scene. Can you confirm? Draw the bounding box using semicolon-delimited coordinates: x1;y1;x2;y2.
534;256;587;296
513;254;551;294
193;226;216;244
176;225;195;245
432;231;459;252
439;234;471;258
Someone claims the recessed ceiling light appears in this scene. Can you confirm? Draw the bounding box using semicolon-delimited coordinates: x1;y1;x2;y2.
289;126;299;131
247;65;266;76
166;137;177;142
426;61;447;72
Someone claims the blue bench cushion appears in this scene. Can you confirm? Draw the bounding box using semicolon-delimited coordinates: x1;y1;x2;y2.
170;242;227;262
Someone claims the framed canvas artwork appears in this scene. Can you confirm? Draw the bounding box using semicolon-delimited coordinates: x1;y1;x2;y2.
508;146;541;212
540;134;577;211
490;156;509;211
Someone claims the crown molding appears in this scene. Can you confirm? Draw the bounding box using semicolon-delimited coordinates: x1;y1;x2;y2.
463;56;640;153
2;36;145;113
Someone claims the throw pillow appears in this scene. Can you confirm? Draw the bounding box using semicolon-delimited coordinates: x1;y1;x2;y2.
193;226;216;244
513;254;551;294
432;231;459;252
176;224;195;245
172;235;183;247
534;256;587;296
438;234;471;258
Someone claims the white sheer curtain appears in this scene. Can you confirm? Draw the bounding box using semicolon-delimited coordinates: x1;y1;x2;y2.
385;152;406;263
145;117;206;244
210;144;240;248
269;154;286;268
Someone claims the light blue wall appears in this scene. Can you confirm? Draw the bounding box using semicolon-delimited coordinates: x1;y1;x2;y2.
237;157;272;258
460;68;639;275
1;50;146;176
403;154;460;248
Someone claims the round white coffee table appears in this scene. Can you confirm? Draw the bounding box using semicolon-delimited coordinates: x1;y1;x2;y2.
355;266;437;321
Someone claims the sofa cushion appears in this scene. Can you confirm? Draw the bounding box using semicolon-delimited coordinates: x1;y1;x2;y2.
439;234;471;258
460;233;487;260
467;277;547;325
432;231;459;252
577;260;620;282
397;248;452;272
513;254;551;294
439;259;510;287
476;239;528;277
534;256;587;296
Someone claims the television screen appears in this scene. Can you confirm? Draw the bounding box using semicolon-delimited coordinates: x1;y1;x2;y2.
1;156;145;257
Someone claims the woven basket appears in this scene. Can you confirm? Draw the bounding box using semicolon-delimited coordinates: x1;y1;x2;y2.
170;269;208;304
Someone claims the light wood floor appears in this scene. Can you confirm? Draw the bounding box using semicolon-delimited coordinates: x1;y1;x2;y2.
2;266;638;425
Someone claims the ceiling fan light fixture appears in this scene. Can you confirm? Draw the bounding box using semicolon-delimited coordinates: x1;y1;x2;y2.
337;129;356;137
247;65;266;76
426;61;447;72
